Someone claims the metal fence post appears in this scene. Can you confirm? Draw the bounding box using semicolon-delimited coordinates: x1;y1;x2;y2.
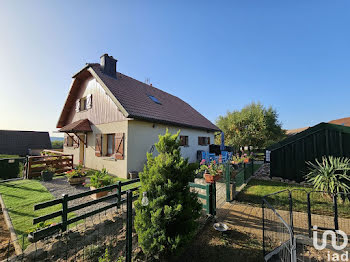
116;181;122;208
307;193;312;237
206;184;210;214
225;163;231;202
62;194;68;232
289;191;294;233
333;194;339;232
212;182;216;216
262;200;266;257
126;190;133;262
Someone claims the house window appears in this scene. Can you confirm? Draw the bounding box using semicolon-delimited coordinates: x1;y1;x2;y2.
180;136;189;147
80;97;87;111
107;134;115;156
198;137;210;146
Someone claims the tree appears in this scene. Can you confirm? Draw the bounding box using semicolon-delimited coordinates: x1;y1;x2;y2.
52;140;63;149
216;102;286;149
134;130;201;259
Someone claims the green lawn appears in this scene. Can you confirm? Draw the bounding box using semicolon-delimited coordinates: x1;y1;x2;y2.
0;154;20;159
236;178;350;218
0;180;74;249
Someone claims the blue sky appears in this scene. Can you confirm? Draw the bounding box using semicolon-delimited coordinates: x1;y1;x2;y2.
1;1;350;136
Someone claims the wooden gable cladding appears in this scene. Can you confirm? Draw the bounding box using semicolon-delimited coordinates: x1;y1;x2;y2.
115;133;124;160
95;134;102;157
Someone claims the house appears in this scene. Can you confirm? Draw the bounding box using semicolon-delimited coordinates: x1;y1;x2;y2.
0;130;52;156
286;117;350;136
57;54;220;178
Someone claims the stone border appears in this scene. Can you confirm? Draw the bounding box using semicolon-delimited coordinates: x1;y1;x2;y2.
0;194;22;255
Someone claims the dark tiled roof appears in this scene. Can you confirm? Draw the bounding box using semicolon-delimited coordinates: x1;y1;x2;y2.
89;64;220;132
0;130;52;156
59;119;92;132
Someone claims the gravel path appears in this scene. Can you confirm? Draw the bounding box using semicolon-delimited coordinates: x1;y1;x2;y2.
40;177;119;217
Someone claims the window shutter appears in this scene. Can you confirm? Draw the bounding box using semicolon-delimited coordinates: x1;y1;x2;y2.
73;135;79;148
95;134;102;157
115;133;124;160
86;94;92;109
75;99;80;112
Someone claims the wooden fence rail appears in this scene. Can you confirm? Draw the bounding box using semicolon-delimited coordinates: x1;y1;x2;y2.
26;154;73;179
189;182;216;216
31;178;141;242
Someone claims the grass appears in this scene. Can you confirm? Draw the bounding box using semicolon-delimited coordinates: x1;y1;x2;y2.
0;155;20;159
0;180;75;249
237;178;350;218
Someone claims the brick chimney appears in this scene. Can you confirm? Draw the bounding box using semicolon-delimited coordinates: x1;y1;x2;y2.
100;54;117;78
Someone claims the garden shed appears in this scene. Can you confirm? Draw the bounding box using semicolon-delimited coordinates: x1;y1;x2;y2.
268;122;350;182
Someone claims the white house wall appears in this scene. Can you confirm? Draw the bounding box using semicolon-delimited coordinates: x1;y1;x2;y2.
64;121;128;177
127;120;215;173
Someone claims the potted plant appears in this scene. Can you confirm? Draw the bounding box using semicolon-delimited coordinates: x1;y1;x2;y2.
197;159;222;183
66;162;86;185
41;165;56;181
86;168;113;199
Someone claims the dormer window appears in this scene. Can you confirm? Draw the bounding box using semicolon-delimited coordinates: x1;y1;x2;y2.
148;95;161;104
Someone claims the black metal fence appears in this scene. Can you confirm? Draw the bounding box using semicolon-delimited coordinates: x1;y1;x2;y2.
262;189;350;261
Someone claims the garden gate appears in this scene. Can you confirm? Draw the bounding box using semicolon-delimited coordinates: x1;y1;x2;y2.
262;189;350;261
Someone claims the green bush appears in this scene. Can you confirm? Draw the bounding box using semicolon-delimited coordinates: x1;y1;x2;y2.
0;159;24;180
134;130;201;259
86;168;112;188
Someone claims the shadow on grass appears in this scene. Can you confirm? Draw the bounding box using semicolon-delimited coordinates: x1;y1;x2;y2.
0;183;48;193
177;223;263;262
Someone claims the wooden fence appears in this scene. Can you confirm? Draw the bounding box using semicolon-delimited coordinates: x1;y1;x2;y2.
26;154;73;179
31;178;140;242
189;182;216;216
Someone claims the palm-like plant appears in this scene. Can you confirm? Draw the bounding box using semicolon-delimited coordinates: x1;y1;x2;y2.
305;156;350;194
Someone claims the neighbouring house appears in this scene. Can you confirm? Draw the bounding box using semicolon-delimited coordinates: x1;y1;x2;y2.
0;130;52;156
57;54;220;178
286;116;350;136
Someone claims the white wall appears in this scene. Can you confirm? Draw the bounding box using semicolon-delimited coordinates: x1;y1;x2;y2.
127;120;215;173
64;120;128;178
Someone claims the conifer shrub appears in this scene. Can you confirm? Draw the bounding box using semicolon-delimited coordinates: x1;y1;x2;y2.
134;130;201;259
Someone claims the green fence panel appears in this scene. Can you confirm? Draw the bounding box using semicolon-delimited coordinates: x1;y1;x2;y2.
235;169;245;187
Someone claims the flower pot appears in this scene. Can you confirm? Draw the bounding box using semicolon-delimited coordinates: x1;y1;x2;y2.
244;158;250;163
90;186;108;200
203;173;221;183
41;171;54;181
68;177;86;185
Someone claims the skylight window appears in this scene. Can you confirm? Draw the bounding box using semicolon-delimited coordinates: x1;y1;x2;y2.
148;95;161;104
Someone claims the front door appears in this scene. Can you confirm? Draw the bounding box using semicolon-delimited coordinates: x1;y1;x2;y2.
79;135;85;166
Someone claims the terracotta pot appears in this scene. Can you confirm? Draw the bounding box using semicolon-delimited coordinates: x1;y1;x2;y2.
244;158;250;163
90;186;108;200
203;173;221;183
68;177;86;185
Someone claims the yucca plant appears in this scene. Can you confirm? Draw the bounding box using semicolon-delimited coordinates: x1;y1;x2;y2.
305;156;350;194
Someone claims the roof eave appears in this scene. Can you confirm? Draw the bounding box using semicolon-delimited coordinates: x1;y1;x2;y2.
129;114;221;133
